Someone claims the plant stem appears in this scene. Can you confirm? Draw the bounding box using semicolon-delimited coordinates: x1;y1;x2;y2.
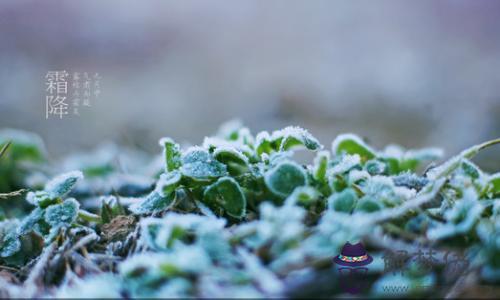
78;210;101;223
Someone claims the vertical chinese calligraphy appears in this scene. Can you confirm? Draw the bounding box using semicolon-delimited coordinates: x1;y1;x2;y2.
45;71;101;119
45;71;68;119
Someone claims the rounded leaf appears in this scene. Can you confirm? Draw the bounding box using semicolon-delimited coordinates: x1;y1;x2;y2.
180;148;228;182
271;126;322;152
332;134;376;162
264;161;307;198
328;188;358;213
203;177;246;219
355;196;382;213
44;198;80;227
129;190;175;215
213;147;249;176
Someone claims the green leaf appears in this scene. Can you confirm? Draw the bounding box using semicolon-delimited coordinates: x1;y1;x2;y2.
180;148;228;182
157;171;182;196
100;196;126;224
264;161;307;198
159;137;182;172
328;188;358;213
364;159;387;175
213;147;250;176
1;231;43;266
203;177;246;219
285;186;320;206
129;191;175;215
44;170;83;199
332;134;376;162
0;232;21;257
485;173;500;198
271;126;322;152
354;196;382;213
328;154;361;176
18;207;47;236
461;159;481;179
44;198;80;228
427;189;484;240
26;190;59;208
312;151;329;183
255;131;273;156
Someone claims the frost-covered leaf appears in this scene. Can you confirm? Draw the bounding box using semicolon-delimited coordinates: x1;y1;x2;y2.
361;175;412;207
392;172;429;190
0;232;21;258
213;147;250;176
328;188;357;213
484;173;500;197
140;213;226;251
460;159;482;179
271;126;322;152
180;148;228;182
159;137;182;172
332;134;376;162
255;131;273;156
129;190;175;215
354;196;382;213
312;150;329;183
347;169;370;185
157;171;182;196
328;154;361;176
427;189;484;240
18;207;47;236
44;198;80;228
203;177;246;219
26;190;58;208
285;186;320;206
264;161;307;198
44;170;83;199
364;159;387;175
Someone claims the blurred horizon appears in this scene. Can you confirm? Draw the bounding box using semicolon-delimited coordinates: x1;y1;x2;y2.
1;0;499;170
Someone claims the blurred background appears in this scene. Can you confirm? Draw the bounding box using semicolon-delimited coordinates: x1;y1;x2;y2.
1;0;499;170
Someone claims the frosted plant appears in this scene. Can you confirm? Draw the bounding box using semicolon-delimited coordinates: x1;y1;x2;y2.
0;122;498;298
